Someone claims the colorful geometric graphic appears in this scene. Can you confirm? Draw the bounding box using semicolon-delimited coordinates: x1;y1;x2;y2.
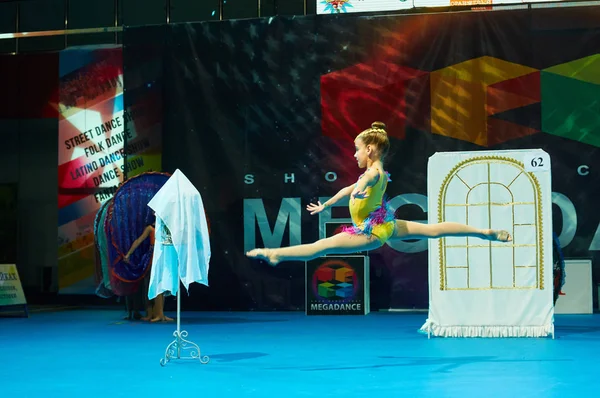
312;260;357;302
321;53;600;151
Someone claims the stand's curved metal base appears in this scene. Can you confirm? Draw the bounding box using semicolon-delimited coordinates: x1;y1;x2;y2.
160;330;210;367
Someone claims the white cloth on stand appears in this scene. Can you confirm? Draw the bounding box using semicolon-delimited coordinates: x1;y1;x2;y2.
421;149;554;337
147;169;211;300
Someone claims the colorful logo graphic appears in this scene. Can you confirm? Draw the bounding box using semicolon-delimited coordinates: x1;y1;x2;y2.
321;54;600;148
311;259;358;303
321;0;353;14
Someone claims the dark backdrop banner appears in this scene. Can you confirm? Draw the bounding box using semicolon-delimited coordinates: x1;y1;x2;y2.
124;6;600;311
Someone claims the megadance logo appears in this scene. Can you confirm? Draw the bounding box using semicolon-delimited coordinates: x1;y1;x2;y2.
312;260;358;303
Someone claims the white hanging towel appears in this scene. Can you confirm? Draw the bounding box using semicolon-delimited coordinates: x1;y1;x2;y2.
147;169;211;300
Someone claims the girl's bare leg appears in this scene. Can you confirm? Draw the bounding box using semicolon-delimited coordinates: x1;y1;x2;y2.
392;220;512;241
246;232;383;266
151;294;174;322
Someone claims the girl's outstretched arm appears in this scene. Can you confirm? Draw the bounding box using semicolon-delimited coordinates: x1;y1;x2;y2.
323;184;355;207
307;184;354;215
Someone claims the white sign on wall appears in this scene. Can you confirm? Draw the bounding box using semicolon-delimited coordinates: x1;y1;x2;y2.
316;0;567;14
317;0;413;15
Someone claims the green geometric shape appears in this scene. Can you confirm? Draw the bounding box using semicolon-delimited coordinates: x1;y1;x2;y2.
541;71;600;147
543;54;600;85
318;282;336;298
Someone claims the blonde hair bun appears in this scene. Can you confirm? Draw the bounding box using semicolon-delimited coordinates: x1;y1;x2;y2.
371;121;387;130
356;121;391;161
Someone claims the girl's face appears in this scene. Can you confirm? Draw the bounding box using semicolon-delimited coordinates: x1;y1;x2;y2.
354;138;371;169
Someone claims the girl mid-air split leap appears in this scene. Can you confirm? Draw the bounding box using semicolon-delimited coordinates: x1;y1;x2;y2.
246;121;512;266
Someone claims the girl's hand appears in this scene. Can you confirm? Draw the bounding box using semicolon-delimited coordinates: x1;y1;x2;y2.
124;254;130;263
306;201;325;215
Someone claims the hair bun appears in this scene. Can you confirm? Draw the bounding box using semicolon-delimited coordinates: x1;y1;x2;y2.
371;121;386;130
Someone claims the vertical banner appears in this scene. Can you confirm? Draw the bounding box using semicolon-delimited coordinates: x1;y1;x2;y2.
57;45;162;294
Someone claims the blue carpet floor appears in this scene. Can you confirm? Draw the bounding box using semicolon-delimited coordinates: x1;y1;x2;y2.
1;309;600;397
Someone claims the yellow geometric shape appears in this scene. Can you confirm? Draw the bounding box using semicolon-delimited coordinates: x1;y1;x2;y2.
431;57;538;146
335;267;353;282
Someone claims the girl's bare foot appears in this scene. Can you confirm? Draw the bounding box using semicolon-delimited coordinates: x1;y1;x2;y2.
485;230;512;242
246;248;280;266
150;315;174;322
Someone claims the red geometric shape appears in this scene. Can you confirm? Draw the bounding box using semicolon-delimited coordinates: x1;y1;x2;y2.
485;71;541;146
487;72;540;116
486;118;538;147
316;266;335;282
320;61;429;142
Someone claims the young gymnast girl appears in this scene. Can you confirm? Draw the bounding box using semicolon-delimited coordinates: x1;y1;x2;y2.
246;121;512;266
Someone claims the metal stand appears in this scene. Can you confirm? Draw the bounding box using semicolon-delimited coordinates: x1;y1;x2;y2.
159;284;209;366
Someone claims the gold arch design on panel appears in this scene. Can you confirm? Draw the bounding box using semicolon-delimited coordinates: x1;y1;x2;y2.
437;156;544;291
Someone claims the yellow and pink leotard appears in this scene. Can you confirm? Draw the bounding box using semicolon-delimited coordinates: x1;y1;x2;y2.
344;169;396;244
